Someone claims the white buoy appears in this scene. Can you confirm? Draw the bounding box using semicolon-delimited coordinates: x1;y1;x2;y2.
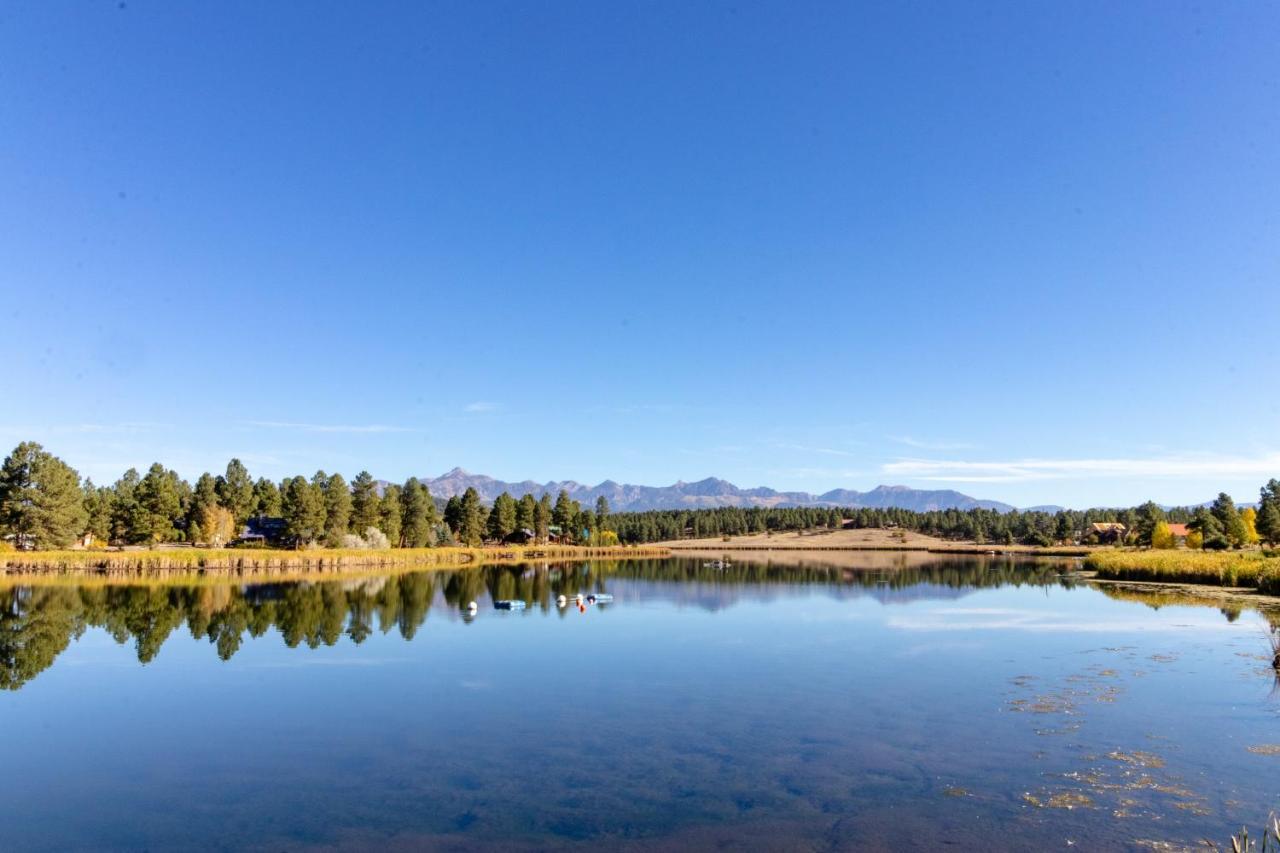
557;595;567;607
466;601;478;613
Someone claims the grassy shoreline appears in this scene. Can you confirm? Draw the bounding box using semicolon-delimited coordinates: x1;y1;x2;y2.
1085;550;1280;594
0;544;670;579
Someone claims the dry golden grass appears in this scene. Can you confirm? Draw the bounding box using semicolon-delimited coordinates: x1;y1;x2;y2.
1085;550;1277;588
0;544;669;579
661;527;1090;554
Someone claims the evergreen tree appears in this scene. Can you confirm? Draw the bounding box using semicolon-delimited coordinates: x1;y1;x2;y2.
1190;506;1228;550
1210;492;1249;548
132;463;183;544
281;475;325;546
188;473;221;538
1134;501;1165;546
1258;502;1280;549
400;478;436;548
457;487;485;546
82;480;113;543
252;477;282;518
487;491;517;542
216;459;255;528
516;493;537;532
535;493;553;543
109;468;140;543
0;442;88;549
349;471;381;534
322;472;352;546
595;495;611;532
443;495;463;538
379;484;402;547
1258;480;1280;547
552;489;575;543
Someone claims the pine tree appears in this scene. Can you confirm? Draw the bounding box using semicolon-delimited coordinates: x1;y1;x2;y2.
552;489;575;543
516;493;537;532
1134;501;1165;546
536;493;552;543
379;484;402;547
1258;502;1280;549
0;442;88;549
322;473;352;546
595;495;611;532
1258;480;1280;547
133;463;183;544
1210;493;1248;548
109;468;140;544
282;475;325;546
400;478;435;548
487;492;517;542
252;477;282;518
216;459;255;528
189;473;221;536
349;471;381;534
458;487;485;546
1191;506;1228;550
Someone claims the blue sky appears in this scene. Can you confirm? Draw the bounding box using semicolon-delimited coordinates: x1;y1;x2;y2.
2;1;1278;508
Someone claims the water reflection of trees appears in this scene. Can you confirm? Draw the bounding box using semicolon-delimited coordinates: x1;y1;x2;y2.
1;557;1073;691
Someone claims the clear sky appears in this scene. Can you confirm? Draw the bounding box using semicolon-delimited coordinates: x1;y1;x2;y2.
2;1;1278;509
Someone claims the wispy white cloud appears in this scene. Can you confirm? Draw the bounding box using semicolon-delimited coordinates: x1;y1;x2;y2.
890;436;976;451
770;466;879;481
243;421;415;434
463;402;500;413
776;442;858;458
883;452;1280;484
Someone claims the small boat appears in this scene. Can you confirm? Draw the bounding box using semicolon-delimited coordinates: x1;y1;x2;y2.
585;594;614;604
493;600;527;610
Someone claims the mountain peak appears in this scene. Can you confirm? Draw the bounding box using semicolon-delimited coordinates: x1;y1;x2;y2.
416;470;1015;513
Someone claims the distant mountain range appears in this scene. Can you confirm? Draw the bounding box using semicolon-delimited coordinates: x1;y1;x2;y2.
402;468;1019;513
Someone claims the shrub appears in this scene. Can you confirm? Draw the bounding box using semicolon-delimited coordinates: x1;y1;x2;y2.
363;527;390;549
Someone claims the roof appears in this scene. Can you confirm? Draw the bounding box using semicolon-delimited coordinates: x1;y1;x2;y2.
1090;522;1127;532
1166;523;1190;536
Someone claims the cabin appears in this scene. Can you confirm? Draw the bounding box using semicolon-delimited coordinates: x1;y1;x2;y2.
1089;522;1127;544
233;516;291;548
1166;523;1189;542
504;528;537;545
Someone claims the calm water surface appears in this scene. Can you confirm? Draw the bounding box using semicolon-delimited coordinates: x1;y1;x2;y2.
3;555;1280;851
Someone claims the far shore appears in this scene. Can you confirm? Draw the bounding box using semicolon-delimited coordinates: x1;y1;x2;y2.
0;544;670;581
660;527;1094;556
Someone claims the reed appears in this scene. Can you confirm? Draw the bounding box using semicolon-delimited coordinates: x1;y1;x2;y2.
0;544;670;576
1085;550;1279;590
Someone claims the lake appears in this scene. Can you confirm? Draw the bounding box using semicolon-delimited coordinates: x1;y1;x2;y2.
3;554;1279;851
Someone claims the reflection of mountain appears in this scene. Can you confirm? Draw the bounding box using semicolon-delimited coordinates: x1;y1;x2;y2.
0;557;1070;690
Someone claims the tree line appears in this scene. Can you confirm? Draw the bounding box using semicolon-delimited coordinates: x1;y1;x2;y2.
1;440;1277;551
0;442;615;550
606;485;1280;550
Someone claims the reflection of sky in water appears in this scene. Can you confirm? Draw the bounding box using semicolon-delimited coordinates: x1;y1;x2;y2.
4;561;1280;851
